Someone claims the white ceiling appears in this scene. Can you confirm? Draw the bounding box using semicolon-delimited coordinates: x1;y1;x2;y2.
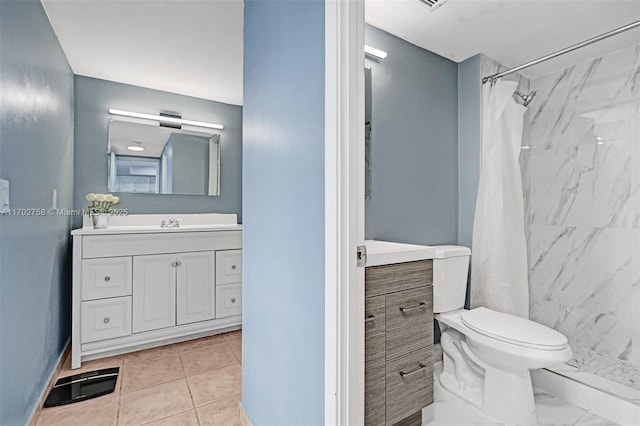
365;0;640;79
41;0;639;106
41;0;244;106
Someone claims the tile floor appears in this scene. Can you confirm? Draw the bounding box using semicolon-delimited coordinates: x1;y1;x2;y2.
425;362;619;426
37;330;242;426
38;333;620;426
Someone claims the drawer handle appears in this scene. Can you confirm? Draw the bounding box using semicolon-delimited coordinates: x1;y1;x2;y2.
399;363;426;378
399;302;426;313
231;298;236;303
103;317;110;324
231;265;237;270
365;315;376;323
104;276;111;282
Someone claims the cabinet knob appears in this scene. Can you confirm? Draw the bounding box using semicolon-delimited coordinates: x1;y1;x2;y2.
231;298;236;303
177;261;182;267
104;276;111;282
103;317;110;324
231;265;237;270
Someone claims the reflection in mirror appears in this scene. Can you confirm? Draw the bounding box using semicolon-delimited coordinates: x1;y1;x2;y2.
107;119;220;196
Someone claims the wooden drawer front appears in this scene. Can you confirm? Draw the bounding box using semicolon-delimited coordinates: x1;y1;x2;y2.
215;283;242;318
81;296;132;343
216;250;242;284
365;260;432;298
385;347;433;426
82;257;132;301
365;296;386;367
365;296;386;426
385;286;433;361
83;231;242;259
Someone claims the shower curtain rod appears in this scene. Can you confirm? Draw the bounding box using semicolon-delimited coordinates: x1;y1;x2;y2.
482;20;640;84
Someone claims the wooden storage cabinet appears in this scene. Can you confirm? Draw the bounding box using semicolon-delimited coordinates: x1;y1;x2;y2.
365;259;434;426
71;228;242;368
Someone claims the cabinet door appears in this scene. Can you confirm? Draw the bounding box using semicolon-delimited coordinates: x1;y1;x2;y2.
133;254;176;333
176;251;215;325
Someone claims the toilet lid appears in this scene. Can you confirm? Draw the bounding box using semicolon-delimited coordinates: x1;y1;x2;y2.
461;307;568;350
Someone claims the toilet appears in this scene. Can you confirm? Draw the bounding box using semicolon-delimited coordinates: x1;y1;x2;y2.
432;245;572;426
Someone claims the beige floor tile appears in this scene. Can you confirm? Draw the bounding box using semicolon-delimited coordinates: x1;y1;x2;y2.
142;409;199;426
58;354;123;379
121;354;185;393
180;343;238;377
187;365;242;407
227;339;242;364
118;379;193;426
176;335;226;353
221;330;242;343
123;344;178;365
37;395;118;426
196;395;242;426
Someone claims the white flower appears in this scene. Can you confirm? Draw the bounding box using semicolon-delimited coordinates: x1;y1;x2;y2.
112;196;120;204
86;193;97;202
95;194;106;202
104;194;114;202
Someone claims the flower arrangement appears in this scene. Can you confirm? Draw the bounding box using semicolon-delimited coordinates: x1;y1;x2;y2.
86;193;120;214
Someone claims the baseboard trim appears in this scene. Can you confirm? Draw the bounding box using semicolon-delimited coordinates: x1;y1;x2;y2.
532;367;640;425
28;340;71;426
239;401;253;426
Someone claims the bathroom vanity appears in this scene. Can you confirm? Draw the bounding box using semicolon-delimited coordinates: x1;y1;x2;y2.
70;213;242;368
364;240;435;426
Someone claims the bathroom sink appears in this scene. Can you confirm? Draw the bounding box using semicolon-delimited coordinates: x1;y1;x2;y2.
77;213;240;234
364;240;435;267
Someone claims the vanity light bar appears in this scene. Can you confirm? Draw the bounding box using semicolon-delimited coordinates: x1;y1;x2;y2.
108;109;224;130
365;44;387;59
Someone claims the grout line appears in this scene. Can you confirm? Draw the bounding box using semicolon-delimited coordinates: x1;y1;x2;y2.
138;408;196;426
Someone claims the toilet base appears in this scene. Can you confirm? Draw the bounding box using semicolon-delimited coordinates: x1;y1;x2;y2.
440;328;538;425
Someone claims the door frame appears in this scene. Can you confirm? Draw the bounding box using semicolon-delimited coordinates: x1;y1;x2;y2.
324;0;365;424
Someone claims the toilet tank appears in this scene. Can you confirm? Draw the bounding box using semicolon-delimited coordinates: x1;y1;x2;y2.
432;245;471;313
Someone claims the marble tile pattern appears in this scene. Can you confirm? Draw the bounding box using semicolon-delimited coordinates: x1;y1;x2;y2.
522;44;640;387
36;330;243;426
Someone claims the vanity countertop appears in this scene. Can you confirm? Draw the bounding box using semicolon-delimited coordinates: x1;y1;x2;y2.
71;213;242;236
365;239;435;267
71;224;242;236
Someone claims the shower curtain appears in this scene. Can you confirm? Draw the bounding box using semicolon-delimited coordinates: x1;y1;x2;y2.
471;79;529;318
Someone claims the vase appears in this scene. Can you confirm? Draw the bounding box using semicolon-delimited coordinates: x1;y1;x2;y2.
92;213;109;229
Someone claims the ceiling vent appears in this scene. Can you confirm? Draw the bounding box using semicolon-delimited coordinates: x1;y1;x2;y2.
418;0;450;11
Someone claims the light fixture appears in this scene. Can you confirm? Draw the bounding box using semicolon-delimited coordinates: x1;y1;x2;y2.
365;45;387;60
127;142;145;152
109;109;223;130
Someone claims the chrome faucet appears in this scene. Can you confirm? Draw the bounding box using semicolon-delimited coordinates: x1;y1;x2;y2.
161;218;181;228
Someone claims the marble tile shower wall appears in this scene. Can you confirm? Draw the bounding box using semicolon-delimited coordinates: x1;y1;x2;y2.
523;45;640;387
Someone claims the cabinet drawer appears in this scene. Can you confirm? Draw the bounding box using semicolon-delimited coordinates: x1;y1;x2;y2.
81;297;132;343
216;250;242;284
216;283;241;318
82;257;132;301
365;296;386;426
365;260;432;298
385;347;433;426
385;286;433;361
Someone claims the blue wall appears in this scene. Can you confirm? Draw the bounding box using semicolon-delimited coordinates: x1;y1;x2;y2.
74;76;242;225
364;25;458;245
0;1;74;424
242;0;325;424
457;55;482;248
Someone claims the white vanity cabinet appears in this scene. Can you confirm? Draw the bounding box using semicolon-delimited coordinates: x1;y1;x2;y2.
71;217;242;368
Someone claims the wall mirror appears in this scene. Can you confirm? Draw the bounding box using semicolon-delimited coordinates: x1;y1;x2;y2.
107;119;220;196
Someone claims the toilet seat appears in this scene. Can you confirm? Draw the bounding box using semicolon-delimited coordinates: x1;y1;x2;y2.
461;307;568;350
